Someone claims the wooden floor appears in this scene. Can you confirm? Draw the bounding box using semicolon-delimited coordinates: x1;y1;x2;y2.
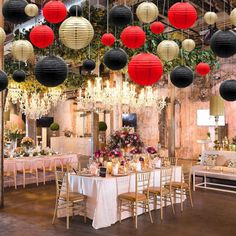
0;182;236;236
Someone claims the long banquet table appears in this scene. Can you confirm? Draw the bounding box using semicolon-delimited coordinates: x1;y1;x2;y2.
58;166;183;229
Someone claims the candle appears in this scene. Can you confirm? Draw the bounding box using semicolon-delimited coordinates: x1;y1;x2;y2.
106;162;112;174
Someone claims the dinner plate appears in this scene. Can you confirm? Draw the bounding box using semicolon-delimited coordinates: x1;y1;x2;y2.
111;173;129;177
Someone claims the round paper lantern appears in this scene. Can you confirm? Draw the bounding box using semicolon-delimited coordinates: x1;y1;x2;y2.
0;27;6;45
136;2;159;23
196;62;210;76
83;59;96;72
109;5;132;27
157;40;179;61
25;3;38;17
101;33;115;46
43;0;67;24
150;21;164;34
182;39;195;52
59;16;94;50
104;48;128;70
230;8;236;26
12;70;26;83
204;12;218;25
35;56;68;87
0;70;8;91
210;30;236;58
168;2;197;29
170;66;193;88
128;53;163;86
30;25;54;49
12;40;34;62
220;80;236;101
2;0;29;24
69;5;82;17
121;26;146;49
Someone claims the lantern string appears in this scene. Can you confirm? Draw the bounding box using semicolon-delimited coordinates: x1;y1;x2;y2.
201;0;204;58
181;30;184;65
223;0;226;31
210;0;212;12
107;0;109;33
88;0;91;59
162;0;166;16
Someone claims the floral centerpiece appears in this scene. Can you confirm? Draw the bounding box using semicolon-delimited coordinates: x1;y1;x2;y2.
109;148;122;158
5;123;24;141
21;137;34;149
130;147;142;155
146;146;157;154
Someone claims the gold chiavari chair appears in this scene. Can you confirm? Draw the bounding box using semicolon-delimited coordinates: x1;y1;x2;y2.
171;163;193;212
52;170;87;229
118;171;153;229
4;161;17;189
146;167;175;220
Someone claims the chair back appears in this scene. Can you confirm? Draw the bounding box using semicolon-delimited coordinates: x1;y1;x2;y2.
135;171;151;198
160;166;173;188
181;163;192;185
55;170;69;199
4;160;16;175
43;158;56;171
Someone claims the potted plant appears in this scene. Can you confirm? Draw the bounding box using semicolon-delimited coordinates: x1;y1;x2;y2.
50;122;60;136
98;121;107;132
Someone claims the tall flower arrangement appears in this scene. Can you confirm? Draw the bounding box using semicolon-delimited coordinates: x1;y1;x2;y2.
5;123;24;141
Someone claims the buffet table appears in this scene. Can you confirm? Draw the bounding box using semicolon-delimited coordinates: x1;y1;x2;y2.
51;136;92;156
58;166;183;229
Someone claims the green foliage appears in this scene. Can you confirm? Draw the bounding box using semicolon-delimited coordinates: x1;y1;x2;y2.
50;122;60;131
99;121;107;131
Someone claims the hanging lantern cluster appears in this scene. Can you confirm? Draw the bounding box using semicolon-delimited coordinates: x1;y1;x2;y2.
195;62;210;76
220;80;236;101
83;59;96;72
204;12;218;25
150;22;165;34
182;39;195;52
121;26;146;49
30;25;54;49
101;33;115;46
25;3;38;17
69;5;82;17
157;40;179;62
136;2;159;23
0;70;8;91
2;0;29;24
0;27;6;45
104;48;128;71
128;53;163;86
43;0;67;24
170;66;193;88
230;8;236;26
35;56;68;87
109;5;132;27
12;70;26;83
168;2;197;29
12;40;34;62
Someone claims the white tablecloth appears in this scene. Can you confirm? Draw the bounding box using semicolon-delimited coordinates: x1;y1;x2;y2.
63;166;182;229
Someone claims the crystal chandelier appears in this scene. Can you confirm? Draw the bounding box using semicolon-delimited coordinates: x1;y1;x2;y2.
77;77;166;113
6;82;66;119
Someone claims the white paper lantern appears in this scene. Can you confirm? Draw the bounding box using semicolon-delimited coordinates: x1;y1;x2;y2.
157;40;179;61
230;8;236;26
12;40;34;62
0;27;6;45
204;12;218;25
136;2;159;23
25;3;38;17
59;16;94;50
182;39;195;52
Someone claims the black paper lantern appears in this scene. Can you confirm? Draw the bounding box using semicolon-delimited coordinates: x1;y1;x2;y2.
170;66;193;88
109;5;132;27
2;0;30;24
12;70;26;83
83;59;96;72
219;80;236;101
104;48;128;70
0;70;8;91
69;5;82;17
35;56;68;87
210;30;236;58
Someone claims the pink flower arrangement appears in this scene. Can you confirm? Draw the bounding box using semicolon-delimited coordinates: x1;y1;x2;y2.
109;149;122;158
94;149;109;159
146;146;157;154
130;147;142;154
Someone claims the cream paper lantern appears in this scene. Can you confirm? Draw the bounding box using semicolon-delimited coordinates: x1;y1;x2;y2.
12;40;34;62
59;16;94;50
136;2;159;23
230;8;236;26
25;3;39;17
157;40;179;61
182;39;195;52
204;12;218;25
0;27;6;45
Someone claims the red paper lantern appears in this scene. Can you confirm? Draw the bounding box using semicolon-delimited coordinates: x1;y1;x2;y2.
30;25;54;48
43;0;67;24
128;53;163;86
168;2;197;29
196;62;211;76
121;26;146;49
101;33;115;46
150;21;165;34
